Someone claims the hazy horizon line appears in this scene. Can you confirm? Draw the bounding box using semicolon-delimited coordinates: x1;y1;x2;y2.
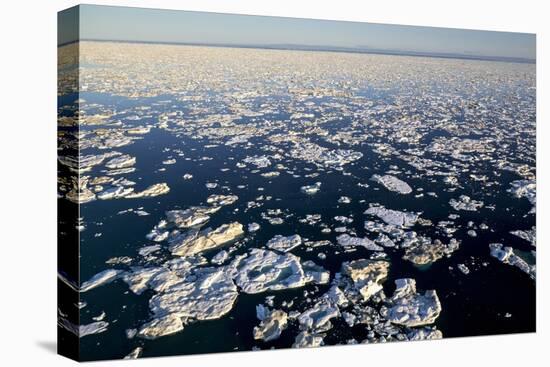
59;38;536;64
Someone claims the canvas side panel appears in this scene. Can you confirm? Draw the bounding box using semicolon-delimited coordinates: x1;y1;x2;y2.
57;5;81;362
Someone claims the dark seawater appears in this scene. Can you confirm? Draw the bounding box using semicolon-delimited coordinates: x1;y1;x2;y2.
70;86;535;361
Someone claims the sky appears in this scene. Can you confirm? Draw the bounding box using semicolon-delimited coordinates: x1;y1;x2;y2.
58;4;535;60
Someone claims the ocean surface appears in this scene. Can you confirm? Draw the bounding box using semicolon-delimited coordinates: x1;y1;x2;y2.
58;42;536;361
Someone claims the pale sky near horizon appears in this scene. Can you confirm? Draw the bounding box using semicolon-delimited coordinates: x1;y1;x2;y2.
58;4;536;59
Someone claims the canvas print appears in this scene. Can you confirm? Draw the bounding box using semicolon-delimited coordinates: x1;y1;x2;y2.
57;5;536;361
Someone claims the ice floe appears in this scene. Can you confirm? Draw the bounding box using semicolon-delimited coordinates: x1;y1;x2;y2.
449;195;484;211
253;305;288;342
248;222;261;232
60;41;537;353
105;154;136;169
298;301;340;332
137;314;185;340
510;227;536;247
489;243;535;280
170;222;244;257
402;238;460;265
166;206;221;228
232;249;326;294
337;234;383;251
206;194;239;206
364;206;418;227
508;179;536;213
124;347;143;359
292;331;324;348
301;182;321;195
385;278;441;327
97;186;134;200
342;259;389;301
80;269;122;292
148;267;238;321
126;183;170;198
266;234;302;252
371;174;413;194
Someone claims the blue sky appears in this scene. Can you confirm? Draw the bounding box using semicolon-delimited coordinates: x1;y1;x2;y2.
60;4;535;59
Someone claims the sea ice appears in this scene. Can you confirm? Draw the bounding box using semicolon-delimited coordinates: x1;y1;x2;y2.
80;269;122;292
253;305;288;342
232;249;317;294
266;234;302;252
79;321;109;337
243;155;271;168
385;278;441;327
126;183;170;198
148;267;239;321
301;182;321;195
337;234;383;251
370;174;413;194
508;179;536;212
364;206;418;227
124;347;143;359
402;238;460;265
166;206;221;228
138;244;162;257
248;222;261;232
137;314;185;340
170;222;244;257
206;194;238;206
298;301;340;332
342;259;389;301
292;331;324;348
97;186;134;200
105;154;136;169
510;227;536;247
489;243;535;280
449;195;484;211
211;250;229;265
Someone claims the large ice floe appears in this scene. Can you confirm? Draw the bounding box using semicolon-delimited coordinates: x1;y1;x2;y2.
126;183;170;198
371;174;413;194
337;234;384;251
384;278;442;327
121;265;239;340
231;248;327;294
105;154;136;169
364;206;418;227
169;222;244;257
80;269;122;292
79;246;329;341
148;267;238;321
97;186;134;200
266;234;302;252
